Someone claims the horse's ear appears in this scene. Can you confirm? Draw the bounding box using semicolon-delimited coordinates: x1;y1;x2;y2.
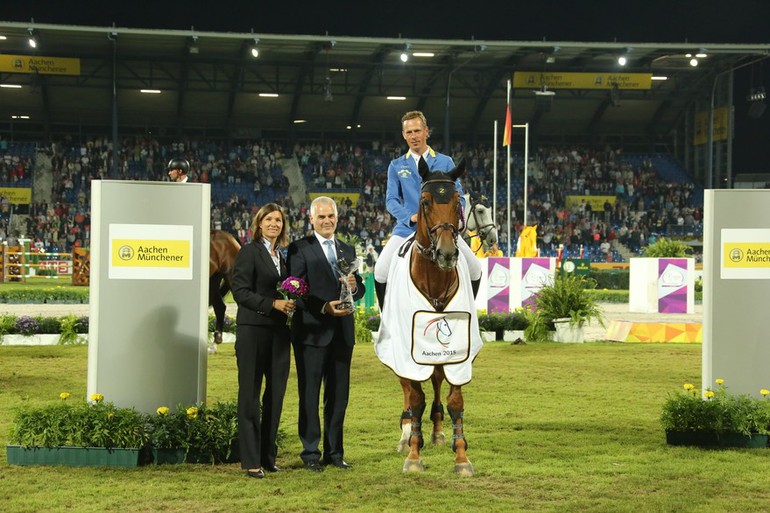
449;159;467;181
418;157;430;180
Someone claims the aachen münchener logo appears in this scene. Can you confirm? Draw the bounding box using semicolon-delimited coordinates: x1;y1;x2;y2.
729;248;743;263
118;245;134;261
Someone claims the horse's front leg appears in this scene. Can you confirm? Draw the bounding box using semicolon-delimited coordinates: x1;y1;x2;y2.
403;381;425;472
397;378;412;453
209;275;225;345
447;384;473;476
430;366;445;445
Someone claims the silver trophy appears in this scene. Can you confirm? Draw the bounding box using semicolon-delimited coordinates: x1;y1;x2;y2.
335;256;360;311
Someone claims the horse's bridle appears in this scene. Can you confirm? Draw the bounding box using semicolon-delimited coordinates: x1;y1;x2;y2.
464;198;496;243
414;178;461;263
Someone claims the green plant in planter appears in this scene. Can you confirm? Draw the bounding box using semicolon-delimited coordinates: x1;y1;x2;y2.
503;310;530;331
522;307;554;342
207;313;236;334
477;313;505;334
58;314;86;345
0;314;16;337
660;379;770;436
477;312;527;339
147;406;190;449
184;402;239;463
643;237;692;258
534;274;604;327
10;393;148;449
353;308;380;344
359;308;381;331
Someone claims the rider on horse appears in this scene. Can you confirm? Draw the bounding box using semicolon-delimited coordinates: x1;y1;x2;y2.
374;111;482;308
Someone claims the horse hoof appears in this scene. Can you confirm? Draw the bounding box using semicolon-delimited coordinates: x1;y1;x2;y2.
214;332;223;345
207;345;217;355
431;432;446;445
403;459;424;472
454;462;474;477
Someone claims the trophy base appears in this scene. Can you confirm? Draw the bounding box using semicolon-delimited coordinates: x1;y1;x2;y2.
337;301;354;311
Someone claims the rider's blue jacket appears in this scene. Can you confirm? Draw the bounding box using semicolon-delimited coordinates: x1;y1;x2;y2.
385;147;465;238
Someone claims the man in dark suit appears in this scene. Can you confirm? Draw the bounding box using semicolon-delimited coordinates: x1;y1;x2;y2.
287;196;365;472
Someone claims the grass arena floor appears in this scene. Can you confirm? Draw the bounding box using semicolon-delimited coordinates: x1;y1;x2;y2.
3;283;741;513
4;330;770;512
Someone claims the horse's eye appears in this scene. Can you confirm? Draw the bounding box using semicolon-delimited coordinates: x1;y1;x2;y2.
421;198;431;208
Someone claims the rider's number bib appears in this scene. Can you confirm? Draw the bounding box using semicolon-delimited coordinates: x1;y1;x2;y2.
411;310;472;365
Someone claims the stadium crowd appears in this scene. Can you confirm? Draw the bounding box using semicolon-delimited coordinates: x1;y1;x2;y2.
0;137;703;262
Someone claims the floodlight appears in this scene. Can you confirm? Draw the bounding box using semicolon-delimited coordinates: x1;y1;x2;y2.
250;38;260;58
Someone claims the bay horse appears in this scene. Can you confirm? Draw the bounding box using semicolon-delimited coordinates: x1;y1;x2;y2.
209;230;241;344
376;157;483;476
391;192;496;456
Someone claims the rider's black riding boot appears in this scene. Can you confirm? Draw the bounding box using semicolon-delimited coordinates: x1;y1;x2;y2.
375;280;387;310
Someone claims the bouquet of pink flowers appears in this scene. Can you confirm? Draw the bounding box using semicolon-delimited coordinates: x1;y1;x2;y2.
277;276;309;326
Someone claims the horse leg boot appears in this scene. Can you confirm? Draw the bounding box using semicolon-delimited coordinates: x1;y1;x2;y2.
403;402;425;472
447;386;473;476
375;280;387;310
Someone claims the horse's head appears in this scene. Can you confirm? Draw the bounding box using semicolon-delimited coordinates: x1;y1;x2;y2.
416;157;465;270
464;195;498;247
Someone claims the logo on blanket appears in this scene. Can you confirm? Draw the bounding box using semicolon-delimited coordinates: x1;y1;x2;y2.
424;316;452;346
412;311;472;365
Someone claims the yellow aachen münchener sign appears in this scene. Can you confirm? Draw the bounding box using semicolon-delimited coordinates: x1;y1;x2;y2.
0;187;32;205
308;192;360;207
723;243;770;269
694;107;729;145
513;72;652;90
111;239;190;268
0;55;81;75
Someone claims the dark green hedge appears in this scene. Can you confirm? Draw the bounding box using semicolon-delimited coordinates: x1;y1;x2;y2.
588;270;629;290
0;288;88;303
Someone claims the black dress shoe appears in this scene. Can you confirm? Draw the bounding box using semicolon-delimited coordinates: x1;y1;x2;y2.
327;459;352;469
246;469;265;479
263;465;281;473
304;460;324;472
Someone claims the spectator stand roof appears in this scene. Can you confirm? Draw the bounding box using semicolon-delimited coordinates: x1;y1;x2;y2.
0;21;768;153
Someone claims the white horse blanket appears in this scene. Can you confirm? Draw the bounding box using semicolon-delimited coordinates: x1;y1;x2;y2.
374;240;483;385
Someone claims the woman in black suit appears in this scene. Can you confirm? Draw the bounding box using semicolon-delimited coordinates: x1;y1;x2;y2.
231;203;295;479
